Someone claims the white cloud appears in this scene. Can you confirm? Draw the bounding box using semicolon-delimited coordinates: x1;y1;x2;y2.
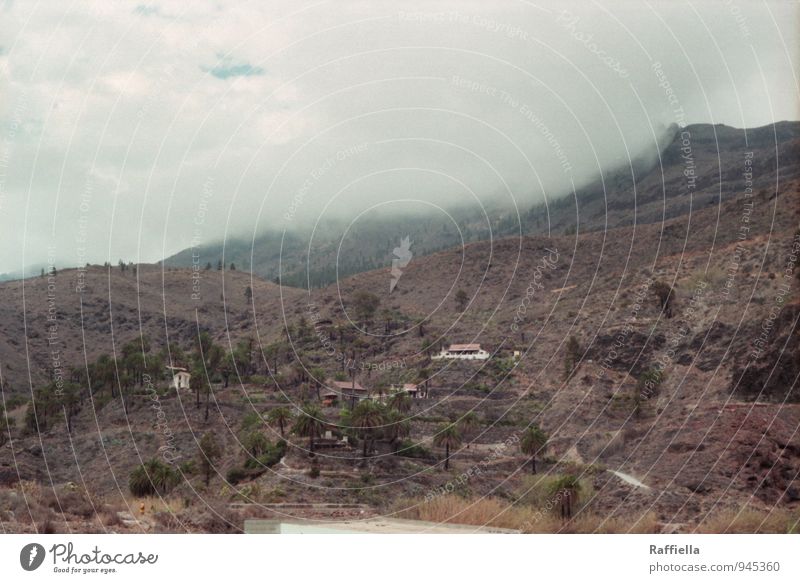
0;0;797;273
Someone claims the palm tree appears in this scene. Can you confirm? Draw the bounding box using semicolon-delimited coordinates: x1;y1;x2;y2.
549;475;582;520
387;390;411;413
267;407;293;437
416;368;431;395
350;400;385;459
129;458;181;496
189;364;205;409
198;432;221;486
292;404;326;454
384;409;411;454
457;411;480;448
433;423;462;470
520;425;548;474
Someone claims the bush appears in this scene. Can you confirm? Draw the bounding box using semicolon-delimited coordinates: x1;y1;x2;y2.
128;459;181;497
3;395;27;410
395;440;433;459
226;467;249;485
244;439;286;470
240;412;262;433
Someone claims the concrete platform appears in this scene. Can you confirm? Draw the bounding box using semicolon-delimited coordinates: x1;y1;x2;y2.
244;517;520;534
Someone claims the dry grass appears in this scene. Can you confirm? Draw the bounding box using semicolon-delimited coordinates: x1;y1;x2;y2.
397;495;799;534
694;507;800;534
394;495;660;533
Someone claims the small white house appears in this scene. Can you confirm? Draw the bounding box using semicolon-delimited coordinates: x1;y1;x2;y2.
389;383;425;399
167;366;191;390
432;343;490;361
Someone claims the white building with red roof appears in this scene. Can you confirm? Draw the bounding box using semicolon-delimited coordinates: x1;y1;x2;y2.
431;343;490;361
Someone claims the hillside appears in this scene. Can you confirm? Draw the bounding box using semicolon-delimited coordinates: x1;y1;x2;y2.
0;124;799;534
162;122;800;288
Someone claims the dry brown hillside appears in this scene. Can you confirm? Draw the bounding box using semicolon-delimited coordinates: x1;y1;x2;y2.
0;173;798;534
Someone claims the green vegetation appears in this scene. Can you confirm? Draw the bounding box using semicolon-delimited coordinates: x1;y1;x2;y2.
455;289;468;311
352;291;380;325
198;431;222;486
350;400;385;459
129;458;182;497
652;280;675;318
548;474;582;520
266;406;293;437
292;404;326;453
433;423;462;470
520;425;548;474
563;335;581;380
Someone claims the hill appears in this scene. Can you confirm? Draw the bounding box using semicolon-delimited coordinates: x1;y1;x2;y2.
0;122;798;533
162;122;800;289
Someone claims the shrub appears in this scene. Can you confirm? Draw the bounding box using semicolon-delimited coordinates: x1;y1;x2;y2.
128;459;181;497
652;280;675;318
240;412;262;433
3;395;27;410
243;439;286;470
226;467;249;485
395;440;433;459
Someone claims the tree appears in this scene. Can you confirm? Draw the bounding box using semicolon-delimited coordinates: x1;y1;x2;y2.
549;475;582;520
205;262;212;270
455;289;468;312
244;286;252;301
267;407;293;437
457;411;480;448
352;291;380;325
217;259;223;271
189;364;204;409
198;431;221;486
416;368;432;395
243;430;270;457
292;404;326;454
60;383;82;434
230;263;236;271
220;353;233;388
128;458;181;496
350;400;385;459
520;425;548;474
652;281;675;319
388;390;411;414
563;336;581;380
384;408;410;454
0;405;15;446
433;423;462;470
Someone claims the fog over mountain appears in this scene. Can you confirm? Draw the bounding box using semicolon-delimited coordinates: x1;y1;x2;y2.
0;0;797;276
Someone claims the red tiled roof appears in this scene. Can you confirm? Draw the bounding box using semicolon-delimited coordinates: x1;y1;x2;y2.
448;344;483;352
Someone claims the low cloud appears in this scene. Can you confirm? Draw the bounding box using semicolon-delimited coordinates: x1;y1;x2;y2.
0;0;797;275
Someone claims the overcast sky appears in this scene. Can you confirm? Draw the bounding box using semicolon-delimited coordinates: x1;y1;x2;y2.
0;0;797;274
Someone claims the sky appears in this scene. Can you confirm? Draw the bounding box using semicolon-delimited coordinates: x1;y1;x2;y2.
0;0;797;275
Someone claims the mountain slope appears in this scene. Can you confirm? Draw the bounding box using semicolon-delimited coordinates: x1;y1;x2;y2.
162;121;800;290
